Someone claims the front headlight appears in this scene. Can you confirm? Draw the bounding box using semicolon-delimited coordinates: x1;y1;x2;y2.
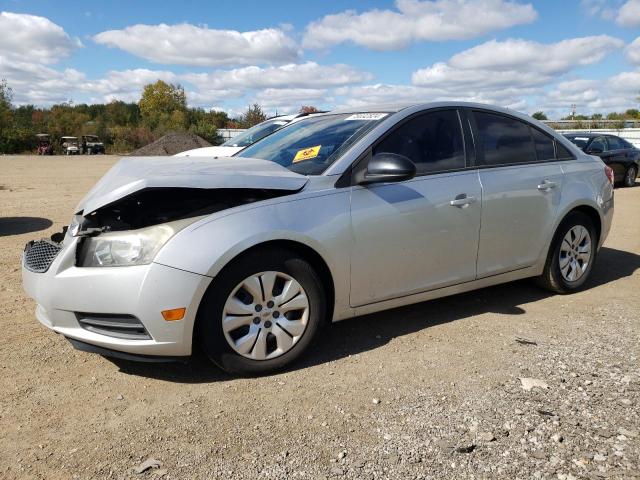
78;218;199;267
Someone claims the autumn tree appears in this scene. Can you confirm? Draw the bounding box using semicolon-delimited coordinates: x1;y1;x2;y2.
300;105;320;114
139;80;188;133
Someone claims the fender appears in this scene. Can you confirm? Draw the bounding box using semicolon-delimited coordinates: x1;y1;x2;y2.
154;189;354;321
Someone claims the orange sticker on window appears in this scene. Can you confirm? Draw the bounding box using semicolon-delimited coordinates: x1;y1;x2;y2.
293;145;321;163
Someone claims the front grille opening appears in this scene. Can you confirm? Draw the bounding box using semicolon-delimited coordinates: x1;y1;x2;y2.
75;313;151;340
24;240;62;273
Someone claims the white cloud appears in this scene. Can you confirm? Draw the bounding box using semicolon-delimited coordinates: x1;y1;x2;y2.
81;69;179;103
581;0;616;20
0;11;81;64
0;12;83;105
446;36;624;74
94;23;300;66
412;36;624;93
540;71;640;117
253;88;331;112
617;0;640;26
627;37;640;64
303;0;537;51
334;83;534;111
183;62;371;90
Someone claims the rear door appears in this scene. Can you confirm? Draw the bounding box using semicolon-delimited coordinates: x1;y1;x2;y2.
605;136;632;181
349;109;482;306
470;110;564;278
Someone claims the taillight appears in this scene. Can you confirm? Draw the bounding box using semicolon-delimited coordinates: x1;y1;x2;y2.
604;165;614;185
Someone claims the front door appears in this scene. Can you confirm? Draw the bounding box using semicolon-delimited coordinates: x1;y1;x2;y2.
349;109;482;307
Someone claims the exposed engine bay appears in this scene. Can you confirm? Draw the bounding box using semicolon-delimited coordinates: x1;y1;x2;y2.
76;187;291;235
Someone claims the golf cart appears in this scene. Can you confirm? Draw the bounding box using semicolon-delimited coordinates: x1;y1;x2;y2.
36;134;53;155
61;136;80;155
81;135;105;155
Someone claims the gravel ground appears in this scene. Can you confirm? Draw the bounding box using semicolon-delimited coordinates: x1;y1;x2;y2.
0;155;638;480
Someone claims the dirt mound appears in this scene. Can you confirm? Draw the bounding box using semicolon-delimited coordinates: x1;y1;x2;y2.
129;132;212;156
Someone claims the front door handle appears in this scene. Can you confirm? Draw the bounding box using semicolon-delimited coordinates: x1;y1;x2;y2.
537;180;557;191
450;194;477;207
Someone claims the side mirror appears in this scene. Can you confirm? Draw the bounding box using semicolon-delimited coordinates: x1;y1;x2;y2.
588;147;603;154
357;153;417;185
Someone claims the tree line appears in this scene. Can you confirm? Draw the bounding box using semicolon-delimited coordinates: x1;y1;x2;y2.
0;79;275;154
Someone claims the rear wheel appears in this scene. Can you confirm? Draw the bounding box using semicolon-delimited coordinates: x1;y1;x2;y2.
623;165;637;188
198;248;326;375
536;211;597;294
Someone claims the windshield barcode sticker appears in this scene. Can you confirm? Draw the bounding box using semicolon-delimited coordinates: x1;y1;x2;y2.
344;113;388;121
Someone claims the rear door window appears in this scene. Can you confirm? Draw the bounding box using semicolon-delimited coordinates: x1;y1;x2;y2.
589;137;607;152
374;109;465;174
473;111;536;166
606;136;624;150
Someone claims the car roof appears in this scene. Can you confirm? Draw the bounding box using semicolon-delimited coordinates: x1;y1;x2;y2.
563;132;624;139
318;101;541;119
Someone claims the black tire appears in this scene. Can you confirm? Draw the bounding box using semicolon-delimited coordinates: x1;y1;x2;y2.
535;211;598;294
197;247;326;376
623;165;637;188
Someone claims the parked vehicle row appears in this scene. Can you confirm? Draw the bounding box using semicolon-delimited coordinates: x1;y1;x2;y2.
22;102;615;375
175;112;322;157
34;134;105;155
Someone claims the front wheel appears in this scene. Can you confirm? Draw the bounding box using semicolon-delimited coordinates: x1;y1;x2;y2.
623;165;637;188
536;211;597;294
197;248;326;375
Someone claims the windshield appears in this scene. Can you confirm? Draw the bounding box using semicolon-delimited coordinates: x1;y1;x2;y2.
564;135;590;149
223;119;290;147
237;113;388;175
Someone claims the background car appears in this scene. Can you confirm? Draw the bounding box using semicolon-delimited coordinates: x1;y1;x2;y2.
175;112;320;157
563;133;639;187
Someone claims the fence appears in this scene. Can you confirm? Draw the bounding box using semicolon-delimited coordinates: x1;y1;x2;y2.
217;128;246;142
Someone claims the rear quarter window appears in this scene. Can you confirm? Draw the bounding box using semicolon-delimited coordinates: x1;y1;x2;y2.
531;128;555;161
555;141;575;160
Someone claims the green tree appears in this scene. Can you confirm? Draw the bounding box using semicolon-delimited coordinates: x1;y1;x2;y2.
138;80;187;132
532;111;548;120
0;79;14;151
240;103;267;128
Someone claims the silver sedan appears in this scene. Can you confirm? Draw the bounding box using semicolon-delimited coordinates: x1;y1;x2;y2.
22;102;614;375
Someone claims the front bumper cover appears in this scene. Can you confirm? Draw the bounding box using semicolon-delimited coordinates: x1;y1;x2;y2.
22;235;212;357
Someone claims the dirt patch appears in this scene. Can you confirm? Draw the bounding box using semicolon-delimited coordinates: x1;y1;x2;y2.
129;131;211;156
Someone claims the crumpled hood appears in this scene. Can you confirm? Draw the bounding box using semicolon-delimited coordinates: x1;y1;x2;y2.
75;156;308;214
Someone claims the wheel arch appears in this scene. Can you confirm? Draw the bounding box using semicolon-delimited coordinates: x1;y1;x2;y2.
541;203;602;271
191;239;336;350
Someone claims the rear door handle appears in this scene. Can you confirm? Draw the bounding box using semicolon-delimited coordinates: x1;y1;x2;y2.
537;180;557;191
450;194;477;207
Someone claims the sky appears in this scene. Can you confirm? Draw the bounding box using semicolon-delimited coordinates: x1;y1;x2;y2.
0;0;639;119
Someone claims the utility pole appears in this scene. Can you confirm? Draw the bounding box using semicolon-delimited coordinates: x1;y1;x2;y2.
571;104;576;120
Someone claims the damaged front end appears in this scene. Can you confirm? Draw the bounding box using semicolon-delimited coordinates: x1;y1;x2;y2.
25;155;309;270
73;187;293;267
